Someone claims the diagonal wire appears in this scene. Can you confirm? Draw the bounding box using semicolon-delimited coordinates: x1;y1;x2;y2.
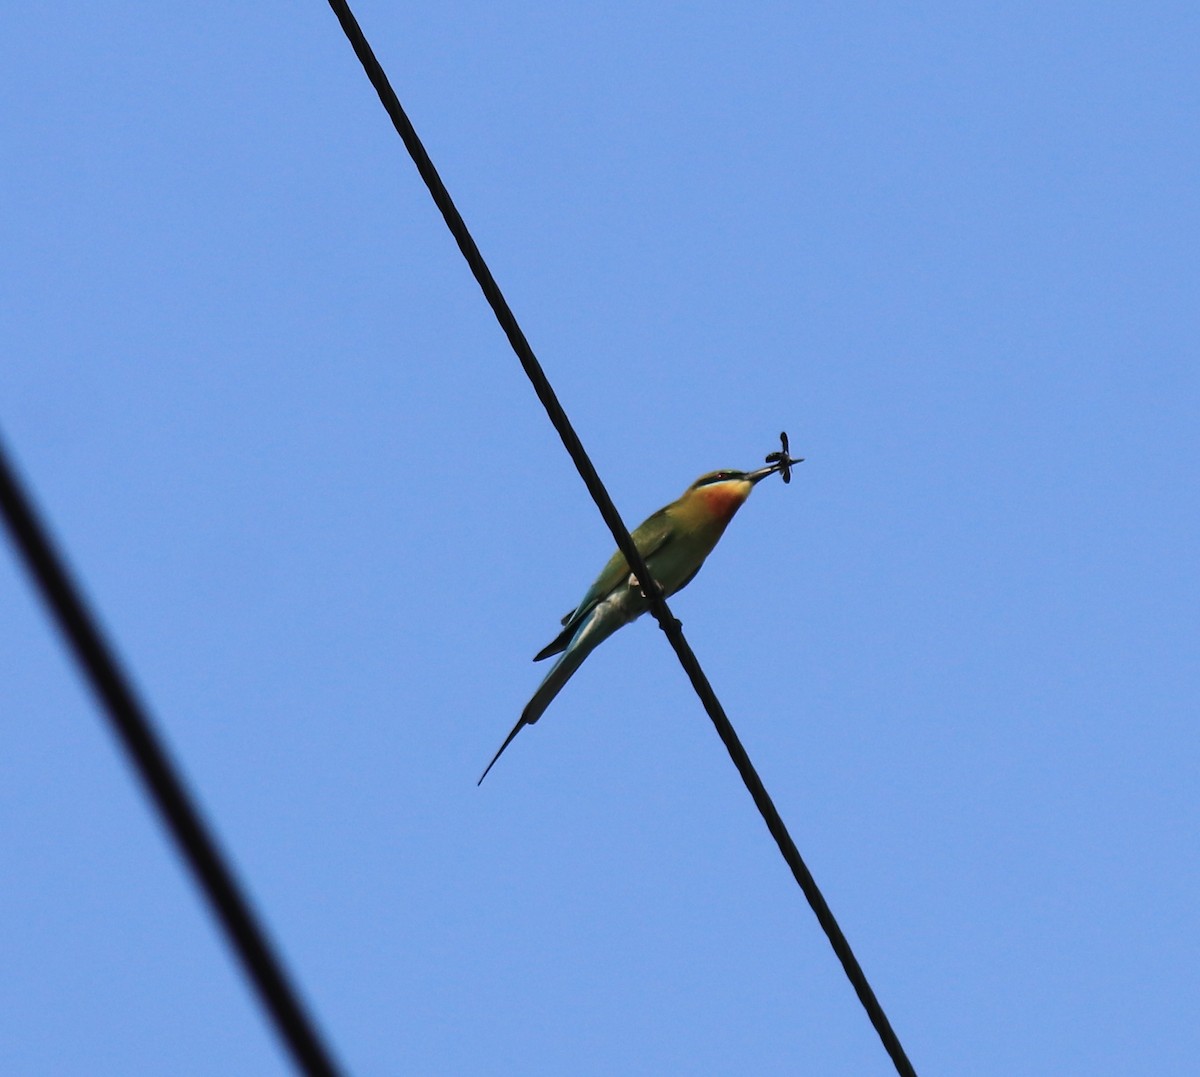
323;4;918;1075
0;436;343;1077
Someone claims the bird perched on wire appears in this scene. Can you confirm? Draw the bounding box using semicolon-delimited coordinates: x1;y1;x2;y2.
479;447;801;783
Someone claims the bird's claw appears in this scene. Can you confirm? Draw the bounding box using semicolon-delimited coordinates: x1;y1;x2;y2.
628;572;663;600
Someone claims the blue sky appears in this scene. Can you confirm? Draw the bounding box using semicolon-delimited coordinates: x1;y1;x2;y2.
3;2;1196;1074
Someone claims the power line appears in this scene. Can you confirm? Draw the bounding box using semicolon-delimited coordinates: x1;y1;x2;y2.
0;436;343;1077
323;4;918;1075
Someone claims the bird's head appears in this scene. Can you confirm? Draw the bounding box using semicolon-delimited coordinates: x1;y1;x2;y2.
682;464;785;523
687;463;786;492
686;453;796;520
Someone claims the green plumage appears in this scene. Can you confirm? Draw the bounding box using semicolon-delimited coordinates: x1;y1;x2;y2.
533;507;677;660
478;462;786;784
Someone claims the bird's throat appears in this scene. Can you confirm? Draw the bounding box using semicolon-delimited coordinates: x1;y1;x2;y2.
699;481;750;523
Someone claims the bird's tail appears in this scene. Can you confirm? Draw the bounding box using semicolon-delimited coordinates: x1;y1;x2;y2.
477;714;526;786
520;626;602;727
477;602;630;784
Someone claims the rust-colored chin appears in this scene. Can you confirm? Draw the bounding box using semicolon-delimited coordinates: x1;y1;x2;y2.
700;481;751;522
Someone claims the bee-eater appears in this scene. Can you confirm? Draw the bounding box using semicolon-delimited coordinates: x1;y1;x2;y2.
478;458;794;783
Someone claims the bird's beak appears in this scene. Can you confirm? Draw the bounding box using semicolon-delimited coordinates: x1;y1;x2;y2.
747;463;782;485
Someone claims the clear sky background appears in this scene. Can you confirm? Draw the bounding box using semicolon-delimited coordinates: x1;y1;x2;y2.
3;3;1196;1074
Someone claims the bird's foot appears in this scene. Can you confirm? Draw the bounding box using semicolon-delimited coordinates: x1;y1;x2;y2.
628;572;664;600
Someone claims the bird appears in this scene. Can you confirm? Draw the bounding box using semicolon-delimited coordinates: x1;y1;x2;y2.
478;457;795;784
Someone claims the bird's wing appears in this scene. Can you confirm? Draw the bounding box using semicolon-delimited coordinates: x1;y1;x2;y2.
571;507;675;613
551;508;676;634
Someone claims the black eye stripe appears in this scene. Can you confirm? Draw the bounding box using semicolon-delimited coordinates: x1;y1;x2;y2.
689;469;747;490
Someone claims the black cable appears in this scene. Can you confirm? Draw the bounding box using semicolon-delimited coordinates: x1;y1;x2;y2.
0;436;343;1077
324;4;918;1075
